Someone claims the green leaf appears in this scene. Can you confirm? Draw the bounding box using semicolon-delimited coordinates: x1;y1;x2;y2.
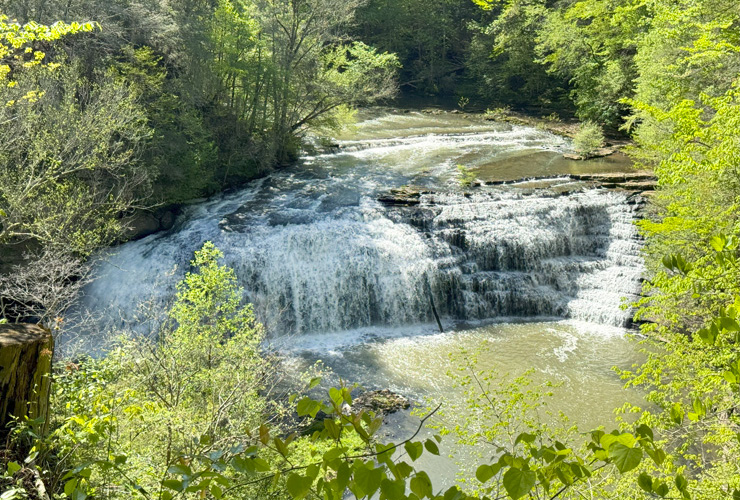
608;443;642;473
637;473;652;493
720;317;740;332
654;481;669;498
405;441;423;461
710;235;725;252
696;328;715;345
476;464;501;483
210;484;224;499
71;490;87;500
6;462;21;475
259;425;270;445
670;403;684;425
329;387;343;406
662;255;675;271
502;467;536;500
380;478;405;499
514;432;536;445
324;419;341;440
252;458;271;472
309;377;322;389
167;464;192;476
675;473;688;492
162;479;185;492
444;487;465;500
394;461;414;480
231;456;256;475
410;471;434;498
297;397;321;418
635;424;653;442
645;446;666;466
424;438;440;455
286;473;313;500
274;437;289;457
353;465;382;498
64;478;79;497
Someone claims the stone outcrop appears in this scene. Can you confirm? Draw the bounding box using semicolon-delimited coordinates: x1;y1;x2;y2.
564;147;617;160
351;389;411;416
121;206;179;241
479;171;656;192
378;172;656;209
377;186;434;206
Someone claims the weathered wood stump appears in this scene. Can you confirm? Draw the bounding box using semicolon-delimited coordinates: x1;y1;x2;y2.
0;324;53;436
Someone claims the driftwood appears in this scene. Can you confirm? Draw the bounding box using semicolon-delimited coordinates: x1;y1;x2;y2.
0;324;53;436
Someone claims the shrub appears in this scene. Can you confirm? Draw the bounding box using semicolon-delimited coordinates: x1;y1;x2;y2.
572;121;605;157
457;164;478;187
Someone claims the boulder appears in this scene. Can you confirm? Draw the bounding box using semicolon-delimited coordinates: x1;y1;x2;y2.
377;186;432;206
351;389;411;416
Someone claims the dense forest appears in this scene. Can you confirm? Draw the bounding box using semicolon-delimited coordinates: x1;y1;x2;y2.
0;0;739;499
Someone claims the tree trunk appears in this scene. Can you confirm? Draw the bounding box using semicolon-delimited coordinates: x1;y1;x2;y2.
0;324;53;437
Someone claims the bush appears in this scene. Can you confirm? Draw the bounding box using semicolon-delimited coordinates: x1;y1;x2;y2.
457;164;478;187
572;121;605;157
49;242;275;497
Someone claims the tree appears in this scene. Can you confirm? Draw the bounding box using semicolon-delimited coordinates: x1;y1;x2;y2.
49;242;279;498
467;0;567;108
236;0;399;162
0;16;153;322
354;0;477;94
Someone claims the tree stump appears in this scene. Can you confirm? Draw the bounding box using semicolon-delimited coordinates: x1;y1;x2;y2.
0;324;53;436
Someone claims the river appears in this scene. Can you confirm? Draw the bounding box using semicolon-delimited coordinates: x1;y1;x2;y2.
68;108;646;487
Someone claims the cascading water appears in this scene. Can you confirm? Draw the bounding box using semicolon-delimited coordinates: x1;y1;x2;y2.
71;109;643;352
65;108;649;488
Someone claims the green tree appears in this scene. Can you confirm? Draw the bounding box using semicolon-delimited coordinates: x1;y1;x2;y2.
467;0;566;108
51;242;276;498
113;46;218;204
354;0;477;94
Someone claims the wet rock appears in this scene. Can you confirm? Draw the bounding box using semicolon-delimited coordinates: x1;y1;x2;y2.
121;206;180;241
297;390;410;436
564;148;616;160
377;186;434;206
570;171;655;183
351;389;411;416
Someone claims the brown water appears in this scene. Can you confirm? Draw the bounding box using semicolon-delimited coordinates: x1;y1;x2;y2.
283;319;644;489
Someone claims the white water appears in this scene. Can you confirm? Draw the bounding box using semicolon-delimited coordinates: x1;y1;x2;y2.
69;109;643;353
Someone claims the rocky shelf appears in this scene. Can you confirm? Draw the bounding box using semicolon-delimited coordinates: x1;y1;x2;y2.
377;172;656;207
377;186;435;206
482;171;656;191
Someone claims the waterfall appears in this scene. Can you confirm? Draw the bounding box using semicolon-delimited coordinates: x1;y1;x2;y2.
71;110;644;352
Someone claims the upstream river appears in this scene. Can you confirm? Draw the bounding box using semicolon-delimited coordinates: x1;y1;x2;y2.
71;108;645;487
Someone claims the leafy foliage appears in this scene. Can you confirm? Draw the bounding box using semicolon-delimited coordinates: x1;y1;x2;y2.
572;121;605;157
